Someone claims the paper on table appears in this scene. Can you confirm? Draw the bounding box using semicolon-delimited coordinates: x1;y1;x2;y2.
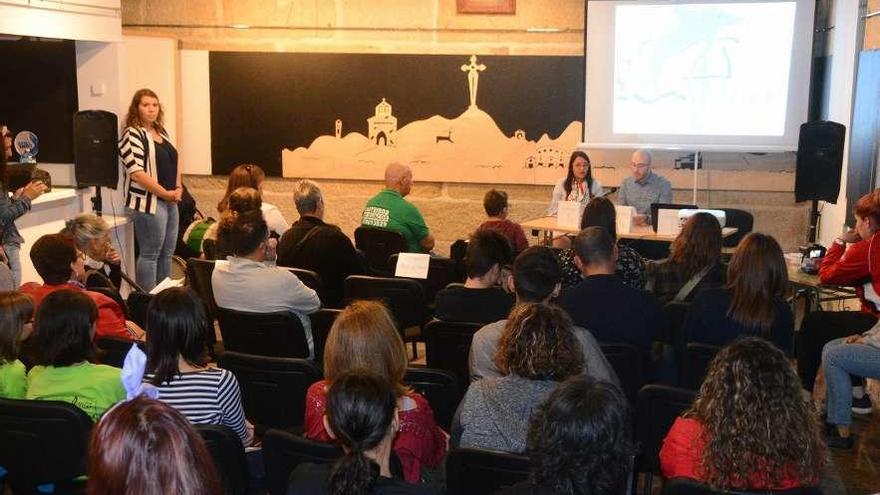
149;276;185;295
557;201;584;229
394;253;430;279
657;209;682;235
615;205;635;234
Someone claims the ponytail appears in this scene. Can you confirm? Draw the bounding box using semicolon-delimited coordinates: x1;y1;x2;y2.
328;450;380;495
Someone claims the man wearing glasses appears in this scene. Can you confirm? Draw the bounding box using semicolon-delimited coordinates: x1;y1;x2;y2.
618;149;672;226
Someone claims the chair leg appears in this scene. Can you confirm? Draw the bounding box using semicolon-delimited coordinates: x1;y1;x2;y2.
411;339;418;360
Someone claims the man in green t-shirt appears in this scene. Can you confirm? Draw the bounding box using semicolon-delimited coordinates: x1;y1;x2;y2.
361;162;435;253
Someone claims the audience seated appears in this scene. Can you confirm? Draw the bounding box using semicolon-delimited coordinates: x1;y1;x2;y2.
0;291;33;399
458;303;583;453
26;289;126;421
660;338;825;490
20;233;142;341
684;233;793;353
212;210;320;357
277;179;366;307
218;163;289;237
362;162;434;253
469;246;617;385
88;396;223;495
203;186;262;260
304;300;446;483
476;189;529;255
556;197;646;289
62;213;123;290
434;230;515;324
289;372;439;495
647;212;725;305
143;287;254;446
559;227;661;354
497;375;634;495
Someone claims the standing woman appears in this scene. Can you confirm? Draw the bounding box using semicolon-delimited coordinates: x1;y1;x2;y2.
546;151;603;216
0;138;47;287
119;89;181;292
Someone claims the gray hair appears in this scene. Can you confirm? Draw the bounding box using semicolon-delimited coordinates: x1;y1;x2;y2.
293;179;323;215
63;213;109;251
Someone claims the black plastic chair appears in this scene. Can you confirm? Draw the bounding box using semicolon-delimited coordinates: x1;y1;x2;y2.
218;351;322;432
663;301;692;359
718;208;754;249
600;343;644;405
634;385;697;495
354;226;409;275
186;257;219;320
389;254;460;304
449;238;469;281
423;319;483;391
95;337;146;368
681;343;721;390
344;275;429;358
196;424;249;495
404;367;459;431
661;477;823;495
446;447;531;495
309;308;341;364
126;291;154;330
285;267;325;302
0;398;93;493
217;307;310;358
262;429;342;495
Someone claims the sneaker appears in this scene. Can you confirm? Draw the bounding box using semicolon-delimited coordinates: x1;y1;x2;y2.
826;428;855;450
852;395;873;415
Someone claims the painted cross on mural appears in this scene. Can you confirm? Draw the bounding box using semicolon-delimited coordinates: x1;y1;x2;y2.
460;55;487;109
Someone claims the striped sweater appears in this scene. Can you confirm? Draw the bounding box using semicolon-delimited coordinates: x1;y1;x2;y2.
144;367;252;445
119;126;171;214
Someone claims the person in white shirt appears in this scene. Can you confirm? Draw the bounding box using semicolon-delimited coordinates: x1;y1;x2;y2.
212;209;320;356
217;163;289;237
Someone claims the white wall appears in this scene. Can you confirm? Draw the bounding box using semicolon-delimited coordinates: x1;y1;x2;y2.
123;35;178;142
179;50;212;175
0;0;120;42
818;0;861;246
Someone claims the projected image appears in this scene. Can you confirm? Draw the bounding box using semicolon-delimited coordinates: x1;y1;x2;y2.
613;2;796;137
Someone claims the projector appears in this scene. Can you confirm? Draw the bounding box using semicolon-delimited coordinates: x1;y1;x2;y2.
678;209;727;228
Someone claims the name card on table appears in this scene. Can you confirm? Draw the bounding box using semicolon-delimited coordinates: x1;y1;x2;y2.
557;201;585;229
395;253;431;279
616;205;635;234
657;208;682;236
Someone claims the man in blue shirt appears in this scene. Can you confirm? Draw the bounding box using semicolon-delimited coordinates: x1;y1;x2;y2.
618;150;672;225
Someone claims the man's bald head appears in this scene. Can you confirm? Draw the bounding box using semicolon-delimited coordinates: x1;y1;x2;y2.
385;162;413;196
630;150;653;182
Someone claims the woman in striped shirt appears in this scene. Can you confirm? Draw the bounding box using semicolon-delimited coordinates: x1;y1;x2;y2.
144;287;254;446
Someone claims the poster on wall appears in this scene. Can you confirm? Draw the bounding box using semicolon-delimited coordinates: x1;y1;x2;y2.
210;52;583;184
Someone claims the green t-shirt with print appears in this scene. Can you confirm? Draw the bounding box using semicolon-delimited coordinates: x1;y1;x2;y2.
0;359;26;399
27;363;125;421
361;189;430;253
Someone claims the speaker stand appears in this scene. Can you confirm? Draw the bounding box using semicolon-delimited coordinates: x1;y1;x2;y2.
808;199;820;243
91;186;103;217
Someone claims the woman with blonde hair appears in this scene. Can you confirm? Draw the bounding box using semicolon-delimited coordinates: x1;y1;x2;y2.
684;232;793;353
217;163;288;237
303;300;446;483
661;337;826;490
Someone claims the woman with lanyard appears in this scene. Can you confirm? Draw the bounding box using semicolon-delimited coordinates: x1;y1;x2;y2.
547;151;603;247
119;89;182;292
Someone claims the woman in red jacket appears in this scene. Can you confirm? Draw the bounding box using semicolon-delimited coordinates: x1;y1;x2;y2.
661;338;826;490
797;189;880;401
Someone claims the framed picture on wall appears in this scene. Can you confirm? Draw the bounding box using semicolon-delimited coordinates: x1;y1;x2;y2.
456;0;516;15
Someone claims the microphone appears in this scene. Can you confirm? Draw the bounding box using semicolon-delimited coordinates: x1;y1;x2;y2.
597;187;619;199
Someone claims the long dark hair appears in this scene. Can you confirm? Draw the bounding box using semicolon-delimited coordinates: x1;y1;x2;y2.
327;371;397;495
726;233;787;331
32;289;97;367
580;196;617;240
669;213;722;279
218;164;266;212
87;396;222;495
0;291;33;363
563;151;594;200
146;288;212;385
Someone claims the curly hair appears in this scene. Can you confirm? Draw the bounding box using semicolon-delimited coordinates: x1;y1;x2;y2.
687;337;826;489
495;302;583;380
527;376;634;495
668;212;722;279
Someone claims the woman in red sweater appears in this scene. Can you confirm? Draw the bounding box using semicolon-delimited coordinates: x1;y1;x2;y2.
797;189;880;396
304;300;447;484
660;338;826;490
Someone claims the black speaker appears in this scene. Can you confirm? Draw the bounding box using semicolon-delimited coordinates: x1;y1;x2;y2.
795;120;845;203
73;110;118;189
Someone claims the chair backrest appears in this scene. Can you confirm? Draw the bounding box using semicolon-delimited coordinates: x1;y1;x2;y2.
635;385;697;476
423;319;484;390
663;301;692;359
195;424;249;495
718;208;754;248
218;351;322;431
262;429;342;495
186;257;219;319
343;275;428;330
95;337;146;368
309;308;341;364
354;226;409;274
388;254;460;303
217;307;310;358
449;238;469;281
126;291;154;330
87;284;128;319
0;398;93;490
682;343;721;390
285;267;325;301
660;477;823;495
600;343;644;405
446;447;531;495
403;367;460;430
